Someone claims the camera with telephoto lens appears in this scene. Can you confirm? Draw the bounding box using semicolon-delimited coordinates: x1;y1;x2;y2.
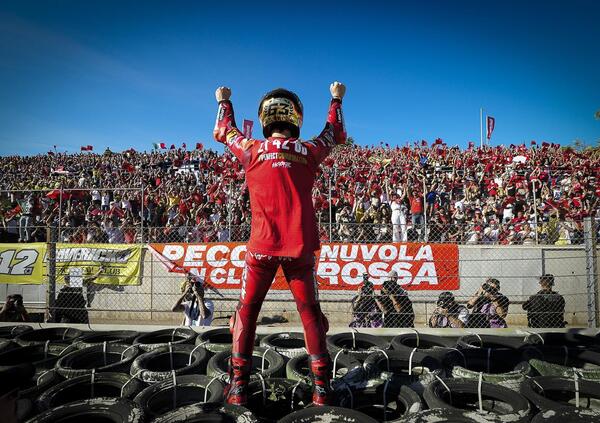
481;282;498;296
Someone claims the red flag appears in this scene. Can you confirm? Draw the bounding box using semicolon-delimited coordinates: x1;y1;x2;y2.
182;143;187;150
196;142;204;150
48;151;54;156
468;141;475;149
87;145;93;151
243;119;253;138
434;138;443;145
421;140;427;146
531;140;537;146
159;142;166;149
542;141;550;148
80;146;87;151
486;116;495;140
122;162;135;173
170;144;176;150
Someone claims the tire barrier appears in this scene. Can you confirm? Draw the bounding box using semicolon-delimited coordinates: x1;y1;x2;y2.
133;328;197;352
245;378;312;421
277;405;379;423
15;327;83;347
286;352;364;386
195;327;257;355
520;376;600;412
133;374;224;419
21;369;62;400
444;348;531;390
259;332;306;358
151;403;258;423
399;408;510;422
0;344;69;382
327;332;389;361
456;334;527;351
424;378;531;422
362;349;443;395
0;324;33;340
528;349;600;381
0;339;16;353
391;333;455;360
25;397;144;423
74;330;139;349
207;346;285;383
531;408;600;422
36;372;145;411
55;343;140;378
340;384;422;421
524;331;600;350
17;398;34;422
130;344;209;383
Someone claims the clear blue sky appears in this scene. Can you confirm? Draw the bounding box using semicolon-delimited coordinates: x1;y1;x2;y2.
1;0;599;156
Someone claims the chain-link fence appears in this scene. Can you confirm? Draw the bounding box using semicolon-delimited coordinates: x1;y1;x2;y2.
0;188;598;329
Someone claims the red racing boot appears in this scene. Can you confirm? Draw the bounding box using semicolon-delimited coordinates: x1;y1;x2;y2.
309;353;332;406
224;353;252;406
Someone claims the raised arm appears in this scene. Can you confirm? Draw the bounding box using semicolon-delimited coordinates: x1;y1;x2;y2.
213;87;253;166
303;82;347;165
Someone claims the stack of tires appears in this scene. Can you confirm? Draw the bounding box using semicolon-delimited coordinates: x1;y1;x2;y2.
2;325;600;422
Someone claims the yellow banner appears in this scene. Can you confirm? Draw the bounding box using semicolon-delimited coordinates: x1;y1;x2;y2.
53;244;143;286
0;243;47;284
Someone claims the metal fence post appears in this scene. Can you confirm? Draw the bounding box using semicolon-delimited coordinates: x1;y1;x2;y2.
583;217;598;328
46;226;57;322
140;185;145;243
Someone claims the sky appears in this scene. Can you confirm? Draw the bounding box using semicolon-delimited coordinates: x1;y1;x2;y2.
1;0;599;156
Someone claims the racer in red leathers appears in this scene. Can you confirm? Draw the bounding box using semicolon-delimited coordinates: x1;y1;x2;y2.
213;82;347;406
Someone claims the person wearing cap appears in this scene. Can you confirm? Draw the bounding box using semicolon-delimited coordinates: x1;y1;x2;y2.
172;273;213;326
522;274;565;328
349;273;383;328
429;291;469;328
375;270;415;328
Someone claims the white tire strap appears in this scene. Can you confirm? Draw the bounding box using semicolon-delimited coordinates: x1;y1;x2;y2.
44;340;50;360
332;349;345;377
203;376;219;403
408;348;417;376
478;372;484;413
121;344;137;361
171;370;177;409
90;369;96;398
446;347;467;368
435;375;452;405
290;380;302;410
410;329;420;348
121;370;143;397
188;343;205;366
36;369;52;387
563;346;569;367
372;348;390;372
103;341;108;367
486;348;491;374
257;373;267;405
573;369;580;408
168;342;174;370
261;348;271;373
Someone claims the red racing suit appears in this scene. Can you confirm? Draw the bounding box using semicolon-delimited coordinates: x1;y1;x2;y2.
213;97;346;358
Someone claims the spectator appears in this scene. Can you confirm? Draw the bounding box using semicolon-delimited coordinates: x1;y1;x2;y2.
522;274;566;328
51;266;104;323
374;270;414;327
429;291;469;328
349;273;382;328
0;294;29;322
172;273;213;326
466;278;509;328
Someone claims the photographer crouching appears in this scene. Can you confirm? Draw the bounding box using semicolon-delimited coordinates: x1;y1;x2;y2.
429;291;469;328
374;270;415;328
172;273;213;326
0;294;29;322
466;278;509;328
350;273;383;328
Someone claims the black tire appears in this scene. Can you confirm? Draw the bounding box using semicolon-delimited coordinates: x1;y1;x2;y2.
531;408;600;422
36;372;145;411
424;378;531;422
341;384;422;421
327;332;389;361
196;328;257;355
21;368;62;400
520;346;600;368
55;343;140;378
0;324;33;339
277;406;379;423
133;374;225;418
131;344;209;383
260;332;306;358
456;334;526;351
245;378;312;421
0;344;69;374
25;397;144;423
207;346;285;382
400;408;509;422
391;333;456;360
134;328;197;352
151;403;258;423
525;331;600;350
17;398;34;422
287;352;364;385
15;327;83;347
74;330;139;349
520;376;600;412
0;339;17;353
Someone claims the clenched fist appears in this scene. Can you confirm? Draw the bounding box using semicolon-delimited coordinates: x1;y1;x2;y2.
215;86;231;102
330;81;346;100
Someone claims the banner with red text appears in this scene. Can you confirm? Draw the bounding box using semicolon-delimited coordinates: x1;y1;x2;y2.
148;243;459;291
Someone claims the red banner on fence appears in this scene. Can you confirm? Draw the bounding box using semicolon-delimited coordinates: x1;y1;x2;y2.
148;243;460;290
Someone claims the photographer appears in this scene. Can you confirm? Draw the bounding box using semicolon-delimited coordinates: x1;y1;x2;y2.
522;274;565;328
349;273;382;328
172;273;213;326
466;278;509;328
429;291;469;328
375;270;414;328
0;294;29;322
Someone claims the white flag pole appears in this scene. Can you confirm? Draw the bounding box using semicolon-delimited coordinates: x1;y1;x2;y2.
480;108;483;148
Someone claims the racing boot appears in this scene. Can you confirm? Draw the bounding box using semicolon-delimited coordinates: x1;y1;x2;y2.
224;353;252;406
309;353;333;406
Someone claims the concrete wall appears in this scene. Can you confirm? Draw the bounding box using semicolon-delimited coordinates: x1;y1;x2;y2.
2;245;598;327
